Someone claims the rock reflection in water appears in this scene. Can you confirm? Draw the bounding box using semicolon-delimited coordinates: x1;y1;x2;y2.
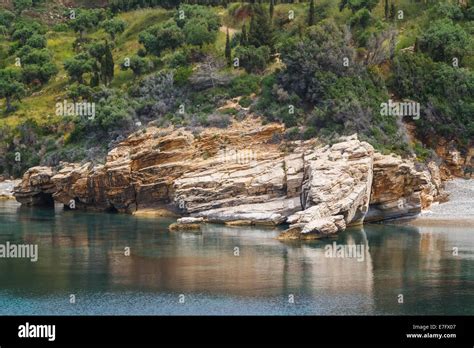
107;224;375;301
0;200;472;315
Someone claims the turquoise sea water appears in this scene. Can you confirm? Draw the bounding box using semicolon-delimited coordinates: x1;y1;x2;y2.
0;200;472;315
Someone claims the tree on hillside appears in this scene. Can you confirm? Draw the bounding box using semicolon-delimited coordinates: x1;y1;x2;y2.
86;40;115;86
390;3;396;20
174;4;220;32
308;0;315;26
183;18;216;47
102;41;115;85
0;10;15;30
13;0;32;15
87;40;106;86
339;0;378;13
248;4;274;50
384;0;389;19
225;28;232;67
67;83;93;102
418;19;471;63
240;24;248;46
101;18;126;41
392;52;474;143
12;25;40;45
64;53;94;84
25;34;46;49
20;48;58;85
138;21;184;56
120;55;149;77
350;8;371;28
270;0;274;18
0;68;25;113
69;10;101;40
235;45;270;73
278;20;360;104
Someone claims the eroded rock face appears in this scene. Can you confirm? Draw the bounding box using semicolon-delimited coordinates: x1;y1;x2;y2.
435;139;474;179
278;216;346;240
13;166;55;206
283;135;374;239
51;162;96;209
14;120;291;215
366;154;446;222
13;121;447;239
0;179;21;200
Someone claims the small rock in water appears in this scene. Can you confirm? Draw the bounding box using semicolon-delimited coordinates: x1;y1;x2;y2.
169;223;202;232
177;217;205;224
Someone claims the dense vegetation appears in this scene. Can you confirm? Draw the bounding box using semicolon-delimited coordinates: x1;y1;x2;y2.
0;0;473;177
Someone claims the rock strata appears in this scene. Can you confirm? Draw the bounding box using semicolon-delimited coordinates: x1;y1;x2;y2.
13;120;447;239
283;135;374;239
13;167;55;206
433;139;474;179
366;154;446;222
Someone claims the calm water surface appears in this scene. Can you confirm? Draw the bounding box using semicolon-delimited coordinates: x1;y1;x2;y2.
0;200;472;315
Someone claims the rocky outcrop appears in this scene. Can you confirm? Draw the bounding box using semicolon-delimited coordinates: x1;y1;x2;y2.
366;154;446;222
13;167;55;206
14;120;293;215
282;135;374;239
13;119;447;239
435;139;474;179
50;162;96;209
277;216;346;240
169;217;204;231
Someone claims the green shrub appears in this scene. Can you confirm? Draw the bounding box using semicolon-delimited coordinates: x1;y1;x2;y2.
52;23;69;32
238;96;252;108
138;20;184;56
418;19;471;64
168;50;188;68
234;45;271;73
229;74;260;97
391;52;474;146
174;66;193;86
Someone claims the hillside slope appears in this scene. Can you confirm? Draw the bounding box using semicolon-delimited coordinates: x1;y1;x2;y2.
0;0;473;178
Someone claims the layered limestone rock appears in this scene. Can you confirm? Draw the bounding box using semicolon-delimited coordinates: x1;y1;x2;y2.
172;146;305;225
278;216;346;240
13;120;447;239
14;120;295;218
13;166;55;206
281;135;374;239
366;154;446;222
434;139;474;179
50;162;96;209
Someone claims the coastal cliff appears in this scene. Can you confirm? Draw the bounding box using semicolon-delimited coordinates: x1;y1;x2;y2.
13;119;448;239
